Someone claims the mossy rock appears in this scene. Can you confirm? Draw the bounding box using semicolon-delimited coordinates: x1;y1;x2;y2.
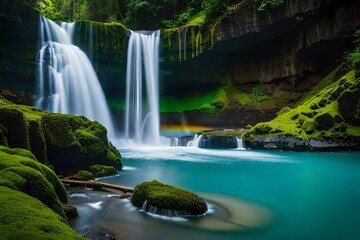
0;96;122;175
0;147;67;219
338;88;360;125
277;106;292;116
251;123;272;134
315;113;334;130
42;113;122;174
62;203;79;219
28;119;47;164
302;119;316;134
74;170;93;181
89;164;118;178
131;180;207;216
0;106;30;150
0;186;84;240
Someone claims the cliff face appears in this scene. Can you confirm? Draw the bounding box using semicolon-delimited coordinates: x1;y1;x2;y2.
161;0;360;115
0;2;39;96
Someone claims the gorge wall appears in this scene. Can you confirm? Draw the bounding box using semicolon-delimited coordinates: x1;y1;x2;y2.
160;0;360;128
0;0;359;129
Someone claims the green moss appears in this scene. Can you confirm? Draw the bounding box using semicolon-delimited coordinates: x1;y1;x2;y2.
277;107;292;116
28;119;47;164
89;164;118;178
132;180;207;216
75;170;93;181
0;105;30;150
258;0;285;12
0;148;67;219
250;70;360;140
0;186;85;240
0;145;36;160
251;85;272;102
42;113;82;149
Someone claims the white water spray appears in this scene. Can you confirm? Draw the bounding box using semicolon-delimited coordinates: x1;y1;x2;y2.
124;30;161;145
36;16;116;138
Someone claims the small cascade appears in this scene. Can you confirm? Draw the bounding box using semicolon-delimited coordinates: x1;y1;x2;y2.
170;137;179;146
141;200;190;217
36;15;116;138
236;137;245;149
187;134;203;147
124;30;161;145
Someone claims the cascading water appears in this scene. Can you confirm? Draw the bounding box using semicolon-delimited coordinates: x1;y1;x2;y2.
36;16;116;138
124;30;161;145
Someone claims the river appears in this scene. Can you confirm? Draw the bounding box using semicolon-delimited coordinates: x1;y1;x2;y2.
69;147;360;240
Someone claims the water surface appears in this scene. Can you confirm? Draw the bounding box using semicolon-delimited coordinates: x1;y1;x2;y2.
69;147;360;240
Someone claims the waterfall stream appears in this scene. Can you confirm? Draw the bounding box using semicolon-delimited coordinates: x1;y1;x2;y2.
124;30;161;145
36;16;116;138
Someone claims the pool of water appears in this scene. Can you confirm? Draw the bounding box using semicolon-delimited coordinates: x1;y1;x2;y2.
69;147;360;240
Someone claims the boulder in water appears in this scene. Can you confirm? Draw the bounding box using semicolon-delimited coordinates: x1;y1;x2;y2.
131;180;207;216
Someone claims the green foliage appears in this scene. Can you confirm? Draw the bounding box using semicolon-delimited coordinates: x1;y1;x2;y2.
74;170;93;181
251;85;272;102
161;0;230;29
0;186;84;240
257;0;284;12
89;164;118;178
345;30;360;79
202;0;229;21
131;180;207;215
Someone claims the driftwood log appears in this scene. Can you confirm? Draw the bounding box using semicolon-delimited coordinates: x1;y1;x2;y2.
61;179;134;193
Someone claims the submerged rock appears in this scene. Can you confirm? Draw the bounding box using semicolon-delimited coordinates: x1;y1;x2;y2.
131;180;207;216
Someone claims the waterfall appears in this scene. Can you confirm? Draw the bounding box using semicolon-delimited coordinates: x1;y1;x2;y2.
141;200;190;217
236;137;245;149
124;30;161;145
187;134;203;147
36;16;116;138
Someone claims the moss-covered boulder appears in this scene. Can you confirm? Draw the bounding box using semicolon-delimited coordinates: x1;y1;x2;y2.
89;164;118;178
315;113;334;130
74;170;93;181
338;88;360;125
42;113;122;174
0;186;84;240
131;180;207;216
0;147;67;218
0;95;122;175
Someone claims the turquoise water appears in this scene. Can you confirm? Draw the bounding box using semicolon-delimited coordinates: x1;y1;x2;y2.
70;148;360;240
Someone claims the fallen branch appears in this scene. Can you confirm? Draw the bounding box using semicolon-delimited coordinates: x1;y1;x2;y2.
61;179;134;193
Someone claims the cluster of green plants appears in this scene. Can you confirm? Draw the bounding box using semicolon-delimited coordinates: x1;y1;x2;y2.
257;0;284;12
345;30;360;79
251;85;272;102
161;0;229;29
